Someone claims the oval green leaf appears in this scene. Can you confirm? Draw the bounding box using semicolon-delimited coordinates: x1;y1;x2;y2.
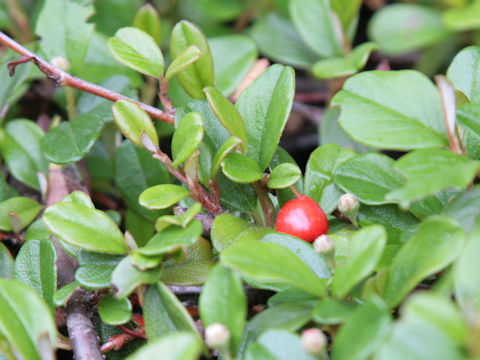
210;136;243;179
127;332;202;360
139;184;190;210
267;163;301;189
221;152;264;184
0;197;43;232
98;294;132;325
172;112;204;168
165;45;202;82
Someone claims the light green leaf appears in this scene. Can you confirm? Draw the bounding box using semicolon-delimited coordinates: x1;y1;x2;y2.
313;298;355;325
221;152;264;183
108;27;164;78
170;20;214;99
211;136;243;179
165;46;202;81
267;163;301;189
386;149;480;207
139;184;190;210
447;46;480;104
210;213;253;253
332;70;448;150
98;294;132;325
236;64;295;169
133;4;162;45
127;332;202;360
0;197;43;232
289;0;343;57
442;186;480;232
457;104;480;137
112;99;159;149
256;330;317;360
221;241;327;296
199;264;247;354
42;114;104;164
332;226;386;298
43;192;128;254
443;1;480;32
0;243;14;279
383;216;465;308
54;281;80;306
331;0;362;34
172;112;204;168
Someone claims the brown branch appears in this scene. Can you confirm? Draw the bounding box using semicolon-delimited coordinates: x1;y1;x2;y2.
0;31;174;125
252;181;275;227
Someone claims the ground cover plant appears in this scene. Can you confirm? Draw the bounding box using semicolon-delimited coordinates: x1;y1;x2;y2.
1;0;480;359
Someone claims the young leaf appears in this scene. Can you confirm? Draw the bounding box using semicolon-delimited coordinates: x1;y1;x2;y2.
144;283;201;340
267;163;301;189
111;256;162;299
368;4;450;55
290;0;343;58
0;120;48;190
43;192;128;254
199;264;247;354
204;86;247;152
42;114;104;164
221;152;264;183
332;225;387;298
383;216;465;308
14;240;57;311
170;20;214;99
139;184;190;210
98;294;132;325
133;4;162;45
211;137;243;179
221;241;327;296
0;197;43;232
165;46;202;82
108;27;164;78
171;112;204;168
0;279;57;360
331;0;362;34
112;100;159;149
332;297;391;360
332;70;448;150
333;153;403;205
236;64;295;170
127;332;202;360
312;42;378;79
386;149;480;207
447;46;480;104
304;144;355;214
54;281;80;307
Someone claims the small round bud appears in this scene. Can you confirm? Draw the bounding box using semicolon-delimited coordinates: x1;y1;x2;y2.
313;235;335;254
301;328;326;355
205;323;231;349
338;193;359;216
50;57;70;72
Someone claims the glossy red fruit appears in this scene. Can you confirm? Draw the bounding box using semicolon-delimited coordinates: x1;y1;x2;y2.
276;195;329;243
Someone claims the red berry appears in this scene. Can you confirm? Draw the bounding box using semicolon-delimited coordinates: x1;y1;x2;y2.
276;195;329;243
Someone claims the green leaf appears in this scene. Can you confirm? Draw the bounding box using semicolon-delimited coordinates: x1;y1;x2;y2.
144;283;200;340
443;1;480;32
0;279;57;360
289;0;343;57
0;243;14;279
139;184;190;210
210;213;253;252
331;0;362;34
133;4;162;45
217;172;258;213
0;197;43;232
209;35;258;96
249;13;318;69
333;153;403;205
199;264;247;354
211;137;243;179
313;42;378;79
43;192;128;254
313;298;355;325
0;120;48;190
161;238;214;285
256;330;317;360
304;144;355;214
204;86;247;152
332;297;391;360
127;332;202;360
111;257;162;299
108;27;164;78
221;152;264;183
368;4;450;55
14;240;57;311
236;64;295;170
75;252;122;290
442;186;480;232
263;233;331;279
42;114;104;164
54;281;80;306
136;220;202;256
332;226;387;298
267;163;301;189
0;50;32;111
221;241;327;296
447;46;480;104
383;216;465;308
115;141;169;222
172;112;204;168
386;149;480;207
170;20;214;99
165;46;202;81
457;104;480;137
98;294;132;325
332;70;448;150
35;0;94;72
112;99;159;149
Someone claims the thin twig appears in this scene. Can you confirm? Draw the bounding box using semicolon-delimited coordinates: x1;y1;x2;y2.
0;31;174;124
252;181;275;227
